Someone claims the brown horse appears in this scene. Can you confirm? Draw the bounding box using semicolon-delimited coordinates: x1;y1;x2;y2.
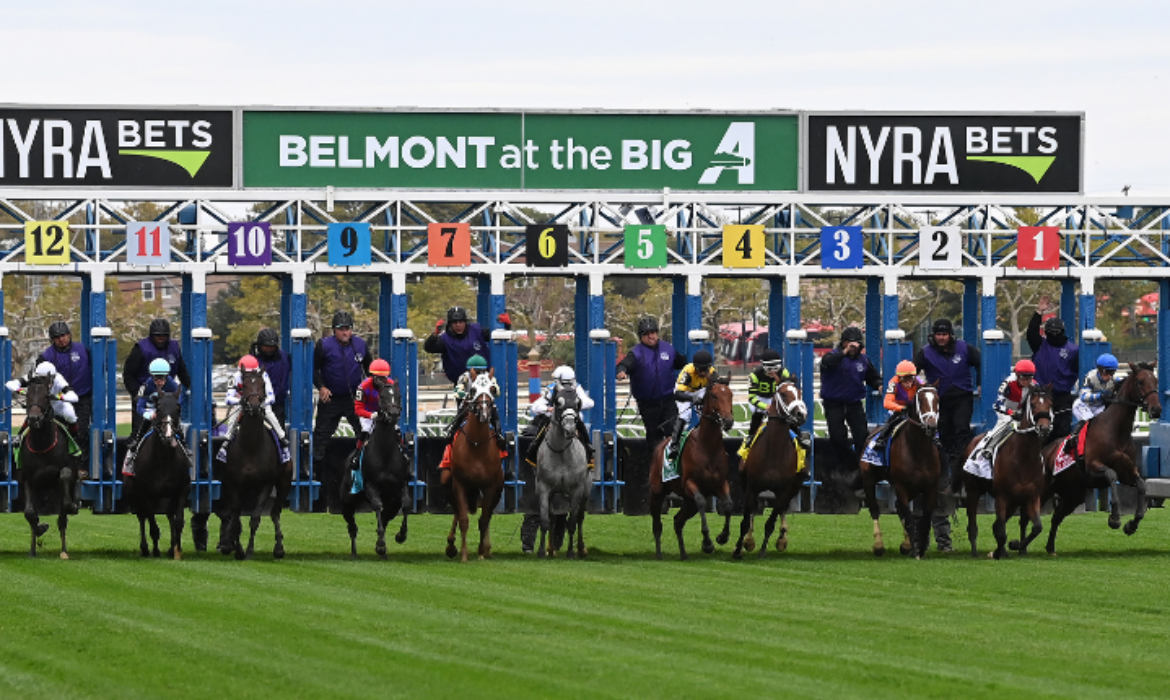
732;380;808;560
1039;362;1162;555
961;384;1052;559
860;384;941;559
444;374;505;562
649;375;735;561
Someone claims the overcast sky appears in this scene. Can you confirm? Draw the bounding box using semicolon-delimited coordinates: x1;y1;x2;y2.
5;0;1166;195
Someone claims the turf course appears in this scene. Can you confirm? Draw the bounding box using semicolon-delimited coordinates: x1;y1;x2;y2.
0;509;1168;699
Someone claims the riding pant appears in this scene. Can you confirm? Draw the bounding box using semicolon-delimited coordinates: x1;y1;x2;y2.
1071;399;1104;423
675;387;707;423
52;400;77;424
359;415;376;434
224;404;286;440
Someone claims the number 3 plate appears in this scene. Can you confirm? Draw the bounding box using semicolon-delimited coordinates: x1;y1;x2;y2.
918;226;961;270
820;226;862;269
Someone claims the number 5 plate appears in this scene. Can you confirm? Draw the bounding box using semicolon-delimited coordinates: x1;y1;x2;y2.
624;225;666;268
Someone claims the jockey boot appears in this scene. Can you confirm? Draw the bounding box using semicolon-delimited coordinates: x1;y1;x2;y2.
797;431;812;453
666;417;687;462
575;421;595;469
278;433;290;450
525;424;545;467
356;430;369;452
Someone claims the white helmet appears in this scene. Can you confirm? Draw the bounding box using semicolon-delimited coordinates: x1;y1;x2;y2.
552;366;575;384
34;361;57;378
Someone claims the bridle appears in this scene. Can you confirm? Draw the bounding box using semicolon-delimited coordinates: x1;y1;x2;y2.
697;376;734;431
768;381;807;427
1013;386;1052;438
152;395;181;448
546;385;581;453
240;370;266;416
907;385;940;434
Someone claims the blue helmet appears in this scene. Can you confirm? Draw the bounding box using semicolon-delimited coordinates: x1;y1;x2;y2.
1096;353;1119;371
149;358;171;376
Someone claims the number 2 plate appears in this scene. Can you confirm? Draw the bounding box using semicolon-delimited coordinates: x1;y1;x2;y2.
918;226;961;270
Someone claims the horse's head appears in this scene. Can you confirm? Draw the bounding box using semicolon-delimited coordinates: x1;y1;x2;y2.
911;382;940;432
470;374;495;424
1022;383;1054;442
703;374;735;432
1126;361;1162;419
554;385;580;434
769;380;807;426
376;378;401;422
240;370;266;416
24;375;52;430
153;389;182;446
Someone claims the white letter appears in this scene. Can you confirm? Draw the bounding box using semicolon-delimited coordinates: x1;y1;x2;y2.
566;138;588;170
468;136;495;168
145;120;165;148
309;136;335;167
191;121;212;148
826;126;855;185
591;146;612;170
8;119;39;178
966;127;988;154
118;120;140;148
860;127;890;184
924;128;958;185
1037;127;1057;154
338;136;362;168
663;140;690;170
402;136;434;168
76;121;111;178
622;140;648;170
279;135;308;167
167;120;190;147
43;120;73;178
523;140;539;169
437;136;465;168
892;127;921;185
365;136;398;168
501;145;522;169
992;126;1011;154
1014;126;1036;154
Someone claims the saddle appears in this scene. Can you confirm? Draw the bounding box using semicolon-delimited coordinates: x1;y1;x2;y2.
14;420;83;471
861;420;907;468
1052;423;1091;476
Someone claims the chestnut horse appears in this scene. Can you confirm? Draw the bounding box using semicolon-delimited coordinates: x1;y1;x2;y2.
860;384;941;559
649;375;735;561
1039;362;1162;555
961;385;1052;559
733;380;808;560
444;374;505;562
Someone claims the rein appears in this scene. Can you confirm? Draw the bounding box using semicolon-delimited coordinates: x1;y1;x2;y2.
768;382;806;427
906;387;939;432
1013;389;1052;435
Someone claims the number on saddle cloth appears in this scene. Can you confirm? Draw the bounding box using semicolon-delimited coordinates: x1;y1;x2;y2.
661;431;690;482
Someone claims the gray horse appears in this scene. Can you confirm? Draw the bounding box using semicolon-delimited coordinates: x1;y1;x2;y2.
535;385;591;559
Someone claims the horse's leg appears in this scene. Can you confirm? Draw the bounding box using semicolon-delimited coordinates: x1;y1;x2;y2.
1094;464;1122;529
138;513;151;557
650;488;665;560
777;513;790;552
574;489;587;560
733;489;756;560
1045;485;1079;556
25;503;44;558
863;468;884;557
1124;474;1147;536
537;482;551;559
148;513;162;558
565;491;580;560
758;505;782;560
965;480;981;558
343;504;359;560
1018;497;1044;554
687;481;715;554
715;480;732;546
242;492;264;561
57;512;69;560
395;485;409;545
477;487;498;560
170;497;186;560
673;496;698;561
990;496;1009;560
892;485;914;556
446;512;459;559
374;506;388;559
918;486;937;560
452;481;471;563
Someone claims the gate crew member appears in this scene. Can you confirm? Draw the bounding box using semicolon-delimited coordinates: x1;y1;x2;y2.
615;317;686;447
1028;304;1079;442
37;321;92;456
312;311;372;496
913;318;980;553
819;327;882;473
123;318;190;434
252;327;291;425
424;306;511;384
667;349;715;463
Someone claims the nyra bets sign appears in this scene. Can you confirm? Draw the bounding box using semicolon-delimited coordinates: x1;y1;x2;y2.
805;113;1082;193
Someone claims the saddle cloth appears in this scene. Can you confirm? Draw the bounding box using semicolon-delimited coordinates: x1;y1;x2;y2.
215;427;289;463
738;426;807;473
962;434;1002;480
1052;423;1090;476
14;420;83;471
860;420;907;467
662;431;693;482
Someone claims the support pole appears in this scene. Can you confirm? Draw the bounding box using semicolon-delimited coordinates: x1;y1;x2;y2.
963;278;979;345
188;328;215;516
1079;276;1096;335
768;278;785;352
1060;278;1077;331
289;327;317;511
391;329;423;511
784;274;801;340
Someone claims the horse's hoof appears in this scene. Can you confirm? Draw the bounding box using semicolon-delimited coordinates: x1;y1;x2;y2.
579;549;587;560
234;548;246;561
538;549;546;559
60;552;69;560
140;549;150;558
1008;540;1021;551
701;541;715;555
173;550;182;561
375;544;387;557
1108;515;1122;529
34;523;49;538
744;537;756;553
1124;520;1138;536
446;544;458;559
567;549;576;560
394;532;407;544
776;538;788;552
274;545;285;560
756;548;768;560
715;532;729;546
899;543;912;556
732;549;743;560
350;553;359;561
873;546;885;557
915;555;923;561
378;552;388;561
678;553;688;561
152;550;161;558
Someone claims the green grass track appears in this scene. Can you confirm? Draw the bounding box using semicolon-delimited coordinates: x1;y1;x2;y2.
0;510;1168;699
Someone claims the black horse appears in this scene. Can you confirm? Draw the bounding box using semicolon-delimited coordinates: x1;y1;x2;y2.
124;389;191;559
18;375;79;558
221;370;293;560
341;378;411;559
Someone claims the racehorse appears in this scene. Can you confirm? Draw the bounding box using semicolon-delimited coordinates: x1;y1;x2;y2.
961;385;1052;559
860;384;941;559
534;385;590;559
648;375;735;561
221;370;293;560
18;375;79;558
445;374;505;562
341;378;411;559
124;389;191;559
1039;362;1162;555
733;380;808;560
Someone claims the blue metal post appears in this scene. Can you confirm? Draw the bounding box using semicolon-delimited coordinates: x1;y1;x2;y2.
672;277;686;347
1060;278;1077;331
491;330;520;506
864;278;882;423
1079;286;1096;336
977;283;999;425
188;328;216;515
980;331;1012;431
1079;331;1111;383
289;328;317;511
0;326;13;510
785;330;816;507
81;327;119;512
963;278;979;344
768;278;785;352
784;279;801;339
1161;278;1170;420
391;330;423;511
575;277;590;391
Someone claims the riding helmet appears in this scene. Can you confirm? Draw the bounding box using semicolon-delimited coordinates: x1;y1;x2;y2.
149;358;171;376
48;321;70;339
1043;317;1066;334
760;348;783;371
370;359;391;376
692;350;713;369
332;311;354;329
33;361;57;378
1014;359;1036;376
637;317;659;337
238;355;259;371
1096;353;1119;371
447;306;469;324
149;318;171;337
466;354;488;369
255;327;280;348
896;360;918;377
932;319;954;336
840;326;864;345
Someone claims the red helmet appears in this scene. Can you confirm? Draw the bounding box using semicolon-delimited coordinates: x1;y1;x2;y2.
370;359;391;377
238;355;259;371
1014;359;1036;375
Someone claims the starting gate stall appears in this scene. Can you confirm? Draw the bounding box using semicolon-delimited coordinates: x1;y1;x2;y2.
588;328;622;512
0;328;13;511
80;326;118;511
390;329;423;511
784;329;817;507
491;329;520;510
980;330;1012;430
287;327;318;511
186;328;218;514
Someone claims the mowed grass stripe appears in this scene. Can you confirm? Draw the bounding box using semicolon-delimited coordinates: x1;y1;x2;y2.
0;511;1168;699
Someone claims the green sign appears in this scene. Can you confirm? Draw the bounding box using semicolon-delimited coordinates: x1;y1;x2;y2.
624;225;667;268
243;111;799;191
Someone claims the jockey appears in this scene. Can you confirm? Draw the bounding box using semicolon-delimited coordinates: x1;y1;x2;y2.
221;355;288;453
7;361;80;436
123;359;182;474
667;349;714;462
354;359;395;449
975;359;1038;461
524;366;596;469
446;354;507;454
1070;353;1120;431
738;349;809;458
871;360;926;453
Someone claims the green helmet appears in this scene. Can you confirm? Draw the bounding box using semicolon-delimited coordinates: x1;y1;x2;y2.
466;355;487;370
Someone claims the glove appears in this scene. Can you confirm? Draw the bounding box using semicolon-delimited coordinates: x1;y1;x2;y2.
143;409;155;420
61;391;78;403
434;319;445;334
368;412;378;421
1101;389;1116;402
5;380;20;392
497;312;512;327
